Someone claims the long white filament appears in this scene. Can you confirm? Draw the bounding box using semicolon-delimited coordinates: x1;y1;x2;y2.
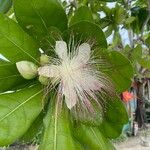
38;41;113;109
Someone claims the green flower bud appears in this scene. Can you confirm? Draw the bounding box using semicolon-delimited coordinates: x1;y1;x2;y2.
40;54;50;65
39;75;49;85
16;61;38;79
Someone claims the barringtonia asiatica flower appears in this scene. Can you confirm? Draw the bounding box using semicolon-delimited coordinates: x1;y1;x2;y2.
38;41;114;110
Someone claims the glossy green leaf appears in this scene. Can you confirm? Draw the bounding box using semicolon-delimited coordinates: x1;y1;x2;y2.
0;13;40;63
0;59;29;92
74;125;115;150
123;45;142;64
0;84;43;146
20;112;44;143
0;0;12;13
103;51;134;93
65;21;107;49
39;98;83;150
14;0;68;39
71;98;103;126
70;6;94;26
99;95;128;139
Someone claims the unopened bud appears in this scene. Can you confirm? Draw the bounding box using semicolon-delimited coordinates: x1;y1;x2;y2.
39;75;49;85
40;54;50;65
16;61;38;79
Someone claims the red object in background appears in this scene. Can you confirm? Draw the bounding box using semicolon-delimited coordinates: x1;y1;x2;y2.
122;91;135;102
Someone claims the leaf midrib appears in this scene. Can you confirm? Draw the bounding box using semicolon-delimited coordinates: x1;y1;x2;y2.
54;100;59;150
0;74;20;80
31;0;49;33
0;89;42;122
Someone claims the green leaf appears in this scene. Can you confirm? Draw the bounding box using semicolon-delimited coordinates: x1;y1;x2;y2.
105;25;113;38
99;95;128;139
70;6;94;26
74;125;115;150
103;51;134;93
139;57;150;69
0;84;43;146
14;0;68;40
123;44;142;64
71;98;103;126
114;5;126;24
20;112;44;143
0;59;28;92
0;0;12;13
99;17;111;29
145;36;150;46
39;97;83;150
125;17;136;25
0;13;40;63
64;21;107;49
131;44;142;61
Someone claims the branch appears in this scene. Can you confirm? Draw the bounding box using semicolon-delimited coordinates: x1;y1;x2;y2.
141;0;150;37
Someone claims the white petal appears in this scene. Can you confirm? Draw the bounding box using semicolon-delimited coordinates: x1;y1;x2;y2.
55;41;67;60
77;43;91;63
38;65;59;78
65;97;77;109
63;82;77;109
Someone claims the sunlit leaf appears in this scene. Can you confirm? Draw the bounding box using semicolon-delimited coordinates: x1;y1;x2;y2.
14;0;68;40
20;112;44;143
70;6;94;26
74;125;115;150
39;97;83;150
0;84;43;146
64;21;107;49
99;95;128;139
0;13;40;63
102;51;134;92
0;59;29;92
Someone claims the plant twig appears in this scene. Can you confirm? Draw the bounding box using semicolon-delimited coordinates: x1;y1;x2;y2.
141;0;150;38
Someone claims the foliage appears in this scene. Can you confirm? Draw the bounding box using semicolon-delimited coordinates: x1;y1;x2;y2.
1;0;147;149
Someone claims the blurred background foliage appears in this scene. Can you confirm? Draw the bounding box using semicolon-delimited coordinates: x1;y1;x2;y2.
61;0;150;79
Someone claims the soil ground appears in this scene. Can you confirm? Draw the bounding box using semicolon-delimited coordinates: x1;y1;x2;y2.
115;126;150;150
1;136;150;150
114;135;150;150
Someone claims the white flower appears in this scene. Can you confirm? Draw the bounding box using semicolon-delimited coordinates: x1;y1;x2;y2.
38;41;113;109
